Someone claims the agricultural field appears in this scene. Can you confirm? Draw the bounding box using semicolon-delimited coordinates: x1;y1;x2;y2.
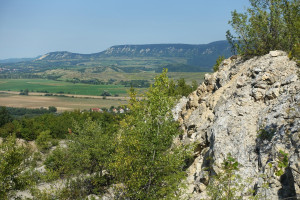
0;72;207;111
0;92;128;112
39;70;207;84
0;79;128;96
0;72;207;96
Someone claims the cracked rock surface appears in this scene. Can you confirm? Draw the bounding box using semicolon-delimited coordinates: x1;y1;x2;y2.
173;51;300;199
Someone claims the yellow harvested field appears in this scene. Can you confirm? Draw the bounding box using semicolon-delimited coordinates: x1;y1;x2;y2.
0;92;128;112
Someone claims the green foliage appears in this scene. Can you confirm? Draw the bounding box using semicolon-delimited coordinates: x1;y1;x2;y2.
0;135;30;199
44;147;72;179
257;128;275;141
168;79;176;96
48;106;57;113
176;78;193;97
0;106;12;127
119;79;151;88
0;122;15;138
192;80;199;90
275;150;289;176
43;115;118;195
36;130;53;151
0;110;117;140
6;106;57;118
206;154;245;200
227;0;300;58
69;118;115;175
289;43;300;77
167;78;196;97
19;88;29;95
110;69;191;199
213;55;225;72
101;90;112;96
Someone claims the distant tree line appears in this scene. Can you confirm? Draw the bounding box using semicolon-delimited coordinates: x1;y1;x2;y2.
66;78;116;85
0;106;57;121
119;79;151;88
66;78;153;88
121;66;154;73
45;75;62;80
0;73;42;79
0;73;64;80
155;63;211;72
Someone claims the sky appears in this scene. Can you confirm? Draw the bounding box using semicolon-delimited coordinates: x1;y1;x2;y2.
0;0;250;59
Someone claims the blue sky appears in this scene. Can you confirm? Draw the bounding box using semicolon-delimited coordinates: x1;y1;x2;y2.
0;0;249;59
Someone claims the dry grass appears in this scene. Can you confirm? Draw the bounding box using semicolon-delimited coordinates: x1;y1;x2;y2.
0;92;128;112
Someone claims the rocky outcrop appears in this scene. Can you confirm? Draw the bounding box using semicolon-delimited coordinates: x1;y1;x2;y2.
174;51;300;199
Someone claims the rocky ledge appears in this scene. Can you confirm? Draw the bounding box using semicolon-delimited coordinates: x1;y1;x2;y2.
173;51;299;199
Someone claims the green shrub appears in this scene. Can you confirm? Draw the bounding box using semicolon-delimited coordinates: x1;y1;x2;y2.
44;147;73;179
48;106;57;113
0;135;31;199
206;154;245;199
257;128;275;141
213;56;225;72
275;150;289;176
36;130;53;151
0;106;12;127
110;69;192;199
227;0;300;58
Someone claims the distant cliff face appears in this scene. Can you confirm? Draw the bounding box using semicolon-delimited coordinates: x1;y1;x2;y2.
35;51;90;61
173;51;300;199
104;44;200;57
103;41;231;58
102;41;231;67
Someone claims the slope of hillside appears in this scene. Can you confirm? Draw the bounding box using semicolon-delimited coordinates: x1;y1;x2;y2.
0;41;232;72
173;51;299;199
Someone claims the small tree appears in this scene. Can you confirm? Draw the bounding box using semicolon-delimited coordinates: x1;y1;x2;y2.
0;106;12;127
176;78;193;97
213;55;225;72
0;135;30;199
227;0;300;58
48;106;57;113
192;80;199;90
206;154;244;200
36;130;53;151
101;91;111;97
110;69;191;199
24;89;29;95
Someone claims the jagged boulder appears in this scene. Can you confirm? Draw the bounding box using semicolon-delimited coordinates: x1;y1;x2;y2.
174;51;300;199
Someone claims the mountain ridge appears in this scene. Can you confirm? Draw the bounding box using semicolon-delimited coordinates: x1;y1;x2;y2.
35;40;231;61
0;40;232;72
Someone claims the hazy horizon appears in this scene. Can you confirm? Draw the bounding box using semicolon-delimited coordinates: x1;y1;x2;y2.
0;0;249;59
